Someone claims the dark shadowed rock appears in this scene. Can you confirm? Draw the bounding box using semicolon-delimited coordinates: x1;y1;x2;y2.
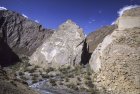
86;25;116;53
0;10;53;56
0;10;53;66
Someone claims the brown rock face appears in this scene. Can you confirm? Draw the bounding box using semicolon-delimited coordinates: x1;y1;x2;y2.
0;10;53;67
122;7;140;16
89;7;140;94
86;25;116;53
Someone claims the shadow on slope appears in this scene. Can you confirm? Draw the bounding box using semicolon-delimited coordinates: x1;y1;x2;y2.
0;39;20;67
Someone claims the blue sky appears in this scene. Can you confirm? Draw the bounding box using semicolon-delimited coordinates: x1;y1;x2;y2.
0;0;140;34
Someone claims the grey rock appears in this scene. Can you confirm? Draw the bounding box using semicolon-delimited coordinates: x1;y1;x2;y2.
30;20;85;68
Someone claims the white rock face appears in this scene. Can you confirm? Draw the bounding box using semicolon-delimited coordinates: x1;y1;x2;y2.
30;20;85;68
117;7;140;30
118;16;140;30
89;7;140;94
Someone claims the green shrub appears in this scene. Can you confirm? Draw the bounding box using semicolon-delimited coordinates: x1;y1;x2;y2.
85;80;94;88
65;77;69;82
46;67;55;73
42;74;49;78
18;72;24;76
32;80;38;84
20;76;28;81
49;79;57;86
66;83;79;90
77;77;81;81
84;75;91;80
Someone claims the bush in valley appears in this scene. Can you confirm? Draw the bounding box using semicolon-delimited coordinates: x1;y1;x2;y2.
24;66;36;73
31;76;39;83
65;77;69;82
46;67;55;73
85;80;94;88
67;73;74;78
20;76;28;81
18;71;24;76
42;74;49;78
49;79;57;86
84;74;91;80
30;73;39;77
66;83;79;90
59;82;63;85
32;80;38;84
77;77;81;81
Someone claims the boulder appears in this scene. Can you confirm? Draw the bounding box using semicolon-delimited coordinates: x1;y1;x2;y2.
117;7;140;30
30;20;85;68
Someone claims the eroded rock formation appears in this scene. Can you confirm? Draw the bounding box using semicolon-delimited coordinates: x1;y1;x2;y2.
30;20;85;68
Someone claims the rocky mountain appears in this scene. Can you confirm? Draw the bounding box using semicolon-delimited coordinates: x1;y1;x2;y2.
89;7;140;94
86;25;116;53
0;10;53;67
0;7;140;94
30;20;85;68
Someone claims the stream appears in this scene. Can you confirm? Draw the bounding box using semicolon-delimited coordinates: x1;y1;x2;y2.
29;80;53;94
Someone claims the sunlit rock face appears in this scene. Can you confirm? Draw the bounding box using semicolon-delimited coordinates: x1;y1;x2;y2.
89;7;140;94
30;20;85;68
117;7;140;30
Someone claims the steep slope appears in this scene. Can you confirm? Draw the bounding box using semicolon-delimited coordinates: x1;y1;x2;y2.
89;7;140;94
86;25;116;53
0;10;53;67
30;20;85;68
0;66;38;94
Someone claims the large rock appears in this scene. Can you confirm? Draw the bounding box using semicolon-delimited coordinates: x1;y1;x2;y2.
117;7;140;30
86;25;116;53
0;10;53;66
89;7;140;93
30;20;85;68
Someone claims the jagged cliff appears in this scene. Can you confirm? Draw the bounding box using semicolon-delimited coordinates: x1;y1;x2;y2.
30;20;85;68
89;7;140;94
0;10;53;67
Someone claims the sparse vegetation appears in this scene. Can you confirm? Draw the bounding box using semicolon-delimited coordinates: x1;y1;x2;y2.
49;79;57;86
85;80;94;88
42;74;49;78
66;83;79;90
18;72;24;76
46;67;55;73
